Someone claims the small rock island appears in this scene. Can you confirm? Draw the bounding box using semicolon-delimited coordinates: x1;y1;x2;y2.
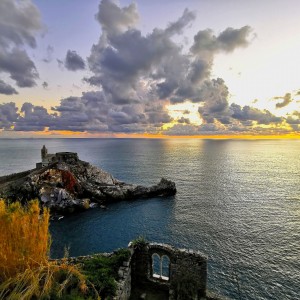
0;146;176;212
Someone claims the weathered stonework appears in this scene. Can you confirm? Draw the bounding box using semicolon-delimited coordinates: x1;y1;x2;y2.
114;248;133;300
129;242;207;300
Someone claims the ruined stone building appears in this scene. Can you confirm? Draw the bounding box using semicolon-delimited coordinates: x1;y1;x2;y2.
115;242;209;300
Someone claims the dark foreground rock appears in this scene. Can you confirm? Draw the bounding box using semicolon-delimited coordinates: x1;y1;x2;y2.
0;157;176;213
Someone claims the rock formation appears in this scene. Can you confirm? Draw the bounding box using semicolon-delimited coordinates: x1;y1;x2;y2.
0;154;176;213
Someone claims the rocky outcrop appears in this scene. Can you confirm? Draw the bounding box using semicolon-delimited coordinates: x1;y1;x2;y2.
0;158;176;213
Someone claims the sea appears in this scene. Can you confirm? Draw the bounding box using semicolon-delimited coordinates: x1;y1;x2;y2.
0;138;299;300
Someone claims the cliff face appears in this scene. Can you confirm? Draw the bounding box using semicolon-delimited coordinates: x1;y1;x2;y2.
0;157;176;212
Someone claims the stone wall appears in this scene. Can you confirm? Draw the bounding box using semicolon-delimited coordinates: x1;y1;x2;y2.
114;248;133;300
130;242;207;300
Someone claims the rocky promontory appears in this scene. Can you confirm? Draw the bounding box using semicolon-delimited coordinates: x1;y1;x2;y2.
0;150;176;213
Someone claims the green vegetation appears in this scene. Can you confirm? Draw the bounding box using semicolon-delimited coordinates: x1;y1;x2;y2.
81;249;131;299
131;236;148;250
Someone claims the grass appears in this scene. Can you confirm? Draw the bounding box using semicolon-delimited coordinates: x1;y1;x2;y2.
0;199;99;300
0;199;50;280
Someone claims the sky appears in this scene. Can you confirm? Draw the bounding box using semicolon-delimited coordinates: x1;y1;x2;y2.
0;0;300;138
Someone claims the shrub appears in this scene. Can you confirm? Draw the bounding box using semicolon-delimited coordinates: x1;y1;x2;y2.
0;199;97;300
131;236;148;250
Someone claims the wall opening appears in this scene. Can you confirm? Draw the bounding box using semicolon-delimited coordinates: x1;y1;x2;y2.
151;253;170;281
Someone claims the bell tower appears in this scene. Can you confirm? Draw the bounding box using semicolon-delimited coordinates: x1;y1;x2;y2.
41;145;47;160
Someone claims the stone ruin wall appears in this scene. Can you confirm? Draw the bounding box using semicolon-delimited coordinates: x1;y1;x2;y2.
128;242;207;300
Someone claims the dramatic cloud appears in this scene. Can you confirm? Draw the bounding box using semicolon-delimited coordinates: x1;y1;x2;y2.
195;78;283;131
0;0;41;48
197;78;231;124
0;102;19;129
96;0;139;36
86;0;252;113
64;50;86;71
50;91;171;133
165;8;196;36
190;26;251;55
0;0;297;136
0;0;41;88
230;103;282;125
0;48;39;87
14;102;55;131
0;80;18;95
274;93;293;109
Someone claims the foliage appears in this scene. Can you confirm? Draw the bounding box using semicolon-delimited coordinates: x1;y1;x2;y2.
81;249;131;299
131;236;148;250
0;199;98;300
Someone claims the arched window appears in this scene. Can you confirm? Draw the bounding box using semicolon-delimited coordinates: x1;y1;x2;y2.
151;253;170;280
152;253;161;278
161;255;170;280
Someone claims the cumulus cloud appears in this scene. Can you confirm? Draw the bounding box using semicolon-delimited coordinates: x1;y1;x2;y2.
274;93;293;109
0;48;39;87
14;102;55;131
64;50;86;71
0;0;41;87
193;78;283;131
197;78;231;124
86;0;253;113
165;8;196;36
0;0;41;48
0;79;18;95
96;0;139;36
0;102;19;129
191;26;251;55
230;103;282;125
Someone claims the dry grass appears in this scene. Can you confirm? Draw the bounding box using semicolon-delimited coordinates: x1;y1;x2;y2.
0;199;99;300
0;199;50;280
0;261;89;300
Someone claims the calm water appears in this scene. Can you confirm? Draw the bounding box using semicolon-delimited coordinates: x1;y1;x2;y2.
0;138;300;300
